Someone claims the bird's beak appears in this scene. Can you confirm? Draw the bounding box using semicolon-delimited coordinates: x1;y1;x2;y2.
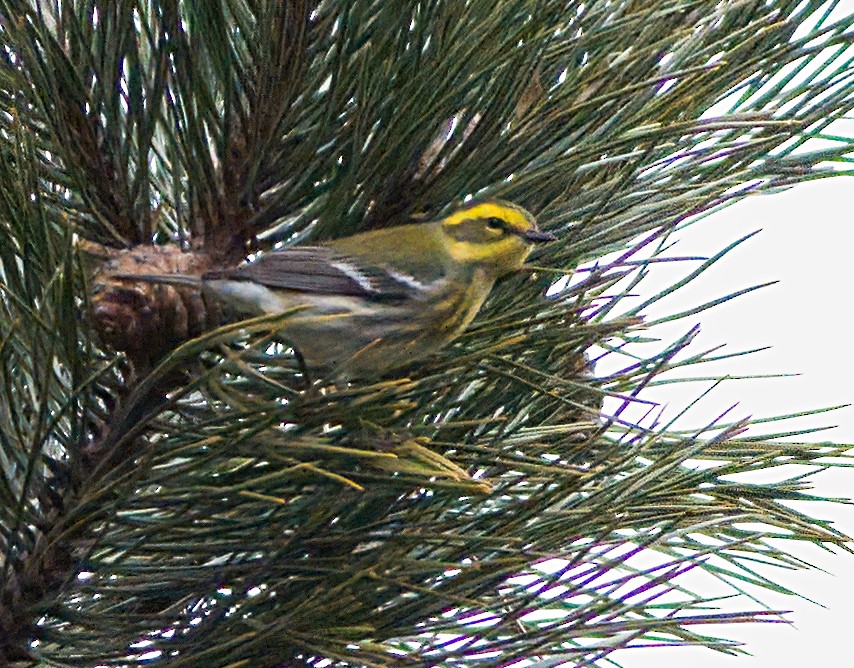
522;229;557;243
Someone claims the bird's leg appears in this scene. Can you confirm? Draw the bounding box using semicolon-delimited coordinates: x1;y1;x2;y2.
291;346;313;393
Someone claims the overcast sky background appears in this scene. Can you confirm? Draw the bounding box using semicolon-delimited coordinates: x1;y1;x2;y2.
601;176;854;668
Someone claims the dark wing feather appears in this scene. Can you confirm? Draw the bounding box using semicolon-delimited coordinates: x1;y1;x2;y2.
203;247;420;301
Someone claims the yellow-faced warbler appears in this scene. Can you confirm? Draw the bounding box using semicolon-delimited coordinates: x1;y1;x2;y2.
119;200;555;377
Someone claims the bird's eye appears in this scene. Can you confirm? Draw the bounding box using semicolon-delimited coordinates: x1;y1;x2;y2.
485;218;505;231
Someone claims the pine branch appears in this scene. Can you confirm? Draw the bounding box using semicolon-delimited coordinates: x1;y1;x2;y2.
0;0;852;666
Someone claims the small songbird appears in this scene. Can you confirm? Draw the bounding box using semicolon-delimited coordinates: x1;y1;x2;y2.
118;200;555;378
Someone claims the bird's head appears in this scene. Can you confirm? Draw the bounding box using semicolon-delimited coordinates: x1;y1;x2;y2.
439;200;555;275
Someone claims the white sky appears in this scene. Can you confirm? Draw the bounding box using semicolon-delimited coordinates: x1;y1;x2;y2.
612;1;854;663
610;177;854;668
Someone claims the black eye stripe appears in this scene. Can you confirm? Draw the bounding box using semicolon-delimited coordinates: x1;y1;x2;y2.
445;215;529;243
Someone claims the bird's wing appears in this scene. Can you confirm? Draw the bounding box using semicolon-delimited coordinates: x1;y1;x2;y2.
204;247;431;301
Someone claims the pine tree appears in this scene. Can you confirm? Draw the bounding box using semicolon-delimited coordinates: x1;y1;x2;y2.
0;1;852;666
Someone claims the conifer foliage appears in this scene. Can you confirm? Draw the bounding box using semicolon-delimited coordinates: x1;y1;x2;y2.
0;1;852;666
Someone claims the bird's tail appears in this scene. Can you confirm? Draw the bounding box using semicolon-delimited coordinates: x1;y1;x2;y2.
113;273;203;288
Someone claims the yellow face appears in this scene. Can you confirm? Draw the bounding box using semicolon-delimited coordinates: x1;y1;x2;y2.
440;200;554;274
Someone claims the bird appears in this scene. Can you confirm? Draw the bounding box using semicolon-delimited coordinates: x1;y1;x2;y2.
116;200;555;378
